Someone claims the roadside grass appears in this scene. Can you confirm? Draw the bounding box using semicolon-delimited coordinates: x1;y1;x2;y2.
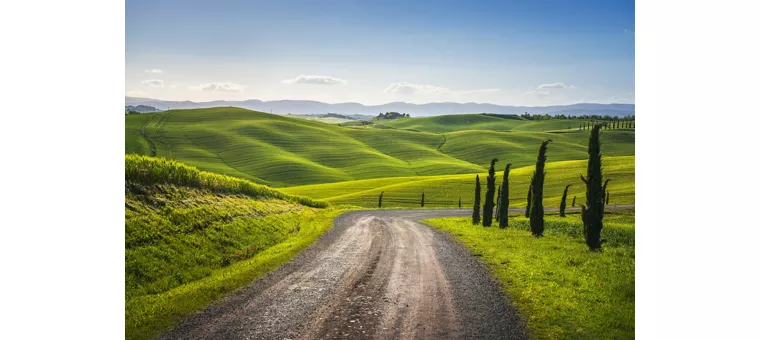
423;212;634;339
125;108;634;187
283;156;634;209
125;156;342;340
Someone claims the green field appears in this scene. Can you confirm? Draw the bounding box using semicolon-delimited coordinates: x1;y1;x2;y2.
424;211;635;339
125;108;634;187
125;155;341;340
282;156;634;208
379;114;599;133
124;107;635;339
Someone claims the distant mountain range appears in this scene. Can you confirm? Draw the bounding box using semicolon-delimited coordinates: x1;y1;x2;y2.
125;96;634;117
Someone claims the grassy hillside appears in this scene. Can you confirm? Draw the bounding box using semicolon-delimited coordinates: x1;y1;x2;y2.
125;155;339;340
282;156;634;209
380;114;600;133
126;108;634;187
425;211;634;339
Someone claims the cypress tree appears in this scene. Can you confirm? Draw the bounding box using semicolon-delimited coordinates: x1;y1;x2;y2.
378;191;384;208
559;185;571;217
472;175;481;225
498;163;512;228
483;158;498;227
495;185;502;219
458;197;462;208
421;192;425;207
525;183;532;218
572;196;576;207
581;124;606;251
606;191;610;205
529;140;552;237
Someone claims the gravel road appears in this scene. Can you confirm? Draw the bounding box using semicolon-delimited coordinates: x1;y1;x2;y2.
159;206;633;340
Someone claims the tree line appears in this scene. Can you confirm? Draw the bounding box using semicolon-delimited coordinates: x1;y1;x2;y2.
471;123;611;251
579;119;634;130
520;112;635;121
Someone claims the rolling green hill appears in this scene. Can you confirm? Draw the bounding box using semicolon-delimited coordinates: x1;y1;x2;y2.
126;108;634;187
282;156;634;209
125;155;339;340
379;114;600;133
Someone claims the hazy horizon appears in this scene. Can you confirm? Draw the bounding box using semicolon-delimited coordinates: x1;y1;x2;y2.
125;95;635;107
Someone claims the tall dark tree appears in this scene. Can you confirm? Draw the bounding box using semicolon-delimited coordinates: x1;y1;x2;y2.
525;184;533;218
498;163;512;228
572;196;576;207
421;192;425;207
472;175;481;225
378;191;384;208
581;124;607;251
483;158;498;227
495;185;502;219
458;197;462;208
559;185;571;217
606;190;610;205
529;140;552;237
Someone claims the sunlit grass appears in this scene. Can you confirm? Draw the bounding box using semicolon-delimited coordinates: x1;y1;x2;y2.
423;212;634;339
283;156;634;209
125;108;634;187
124;156;341;340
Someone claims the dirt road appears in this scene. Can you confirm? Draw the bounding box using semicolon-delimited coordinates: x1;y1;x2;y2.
160;206;633;339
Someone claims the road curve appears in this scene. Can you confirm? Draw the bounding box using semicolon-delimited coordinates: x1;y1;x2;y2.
159;206;633;340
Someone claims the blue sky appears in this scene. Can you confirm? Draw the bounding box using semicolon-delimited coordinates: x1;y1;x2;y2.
126;0;634;105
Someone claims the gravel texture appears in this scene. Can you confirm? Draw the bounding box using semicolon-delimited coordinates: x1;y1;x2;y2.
158;206;632;339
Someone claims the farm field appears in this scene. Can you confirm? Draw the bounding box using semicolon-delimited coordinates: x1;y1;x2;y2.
124;155;341;340
424;211;635;339
125;107;634;188
282;156;634;208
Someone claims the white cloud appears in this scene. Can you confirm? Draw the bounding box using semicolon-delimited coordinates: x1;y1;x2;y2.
199;82;243;92
281;75;347;85
144;69;163;74
126;89;148;97
524;90;550;97
141;79;164;88
169;84;177;88
385;82;451;95
537;83;567;89
462;88;501;94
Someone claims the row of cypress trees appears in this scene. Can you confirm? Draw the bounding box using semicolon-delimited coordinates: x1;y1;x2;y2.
469;123;610;251
580;120;634;130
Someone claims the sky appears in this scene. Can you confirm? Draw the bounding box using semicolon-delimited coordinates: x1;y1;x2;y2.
126;0;634;106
